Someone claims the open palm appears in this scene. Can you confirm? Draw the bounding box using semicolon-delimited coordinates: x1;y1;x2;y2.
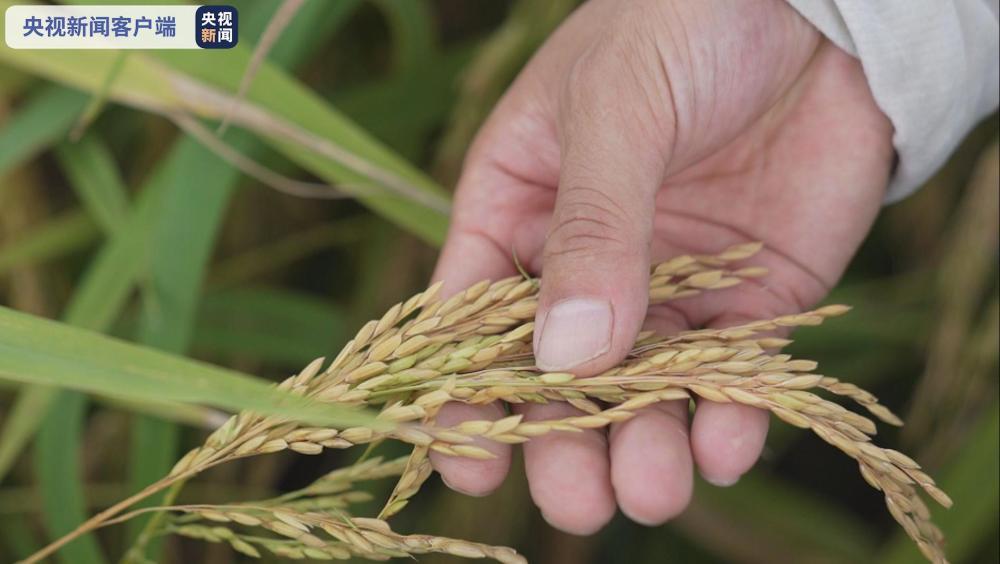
432;0;894;534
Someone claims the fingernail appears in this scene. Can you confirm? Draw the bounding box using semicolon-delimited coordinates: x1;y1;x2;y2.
704;474;740;487
440;473;483;497
536;298;613;371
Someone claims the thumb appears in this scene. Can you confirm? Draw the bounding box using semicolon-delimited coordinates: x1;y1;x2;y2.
534;63;668;374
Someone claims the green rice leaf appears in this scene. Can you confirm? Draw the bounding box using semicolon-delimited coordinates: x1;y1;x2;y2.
194;287;347;366
55;133;130;236
0;385;54;484
36;394;105;564
0;210;99;276
0;85;86;181
0;305;378;428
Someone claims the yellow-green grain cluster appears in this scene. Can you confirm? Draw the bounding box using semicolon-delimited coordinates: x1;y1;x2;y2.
22;243;950;564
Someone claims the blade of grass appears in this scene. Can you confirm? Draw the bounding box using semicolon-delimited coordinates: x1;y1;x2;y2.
22;149;186;558
0;210;99;276
372;0;437;75
0;382;223;428
12;134;374;555
124;134;246;548
0;306;378;427
5;138;373;503
0;172;169;483
206;218;366;288
0;384;53;483
36;393;104;564
69;51;127;141
54;133;129;236
193;287;347;366
95;396;226;430
0;515;42;561
335;44;476;160
0;85;86;182
163;75;451;221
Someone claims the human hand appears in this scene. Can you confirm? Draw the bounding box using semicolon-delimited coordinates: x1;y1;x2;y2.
431;0;894;534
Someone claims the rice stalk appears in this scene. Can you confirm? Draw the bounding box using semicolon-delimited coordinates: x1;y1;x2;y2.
167;505;525;562
22;243;950;564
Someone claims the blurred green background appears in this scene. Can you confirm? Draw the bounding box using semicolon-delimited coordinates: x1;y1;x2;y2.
0;1;997;563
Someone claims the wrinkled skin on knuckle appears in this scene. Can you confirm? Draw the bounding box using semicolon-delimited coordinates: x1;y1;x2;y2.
545;186;643;264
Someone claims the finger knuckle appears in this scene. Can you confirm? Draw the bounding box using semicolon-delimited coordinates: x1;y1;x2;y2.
546;186;638;261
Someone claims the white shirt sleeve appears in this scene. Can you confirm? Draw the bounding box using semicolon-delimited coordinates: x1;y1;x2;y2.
784;0;1000;202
